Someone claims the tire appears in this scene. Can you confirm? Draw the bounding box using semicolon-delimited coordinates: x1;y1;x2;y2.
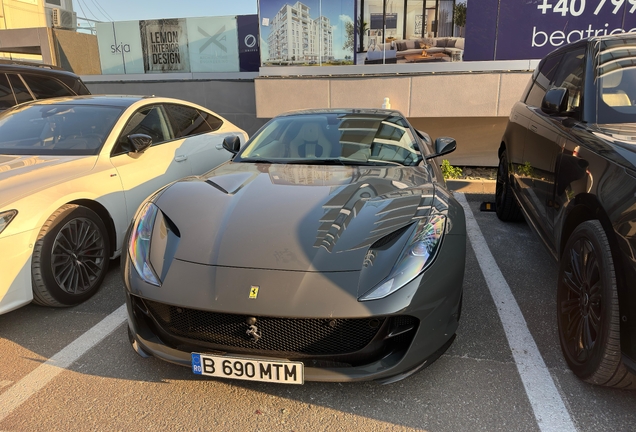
557;220;636;389
495;149;524;222
32;204;110;307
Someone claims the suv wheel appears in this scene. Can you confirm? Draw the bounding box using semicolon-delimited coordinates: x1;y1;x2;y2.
557;220;636;388
495;149;523;222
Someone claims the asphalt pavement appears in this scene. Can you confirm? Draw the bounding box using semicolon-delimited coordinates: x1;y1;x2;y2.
1;193;635;432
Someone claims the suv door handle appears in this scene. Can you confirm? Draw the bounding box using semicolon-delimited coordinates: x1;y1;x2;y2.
530;124;538;132
175;155;188;162
215;143;224;150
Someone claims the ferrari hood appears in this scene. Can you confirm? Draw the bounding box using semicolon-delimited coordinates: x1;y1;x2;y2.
156;163;438;272
0;155;97;208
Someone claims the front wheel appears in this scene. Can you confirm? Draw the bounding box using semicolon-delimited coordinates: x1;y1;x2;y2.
495;149;523;222
31;204;110;307
557;220;636;388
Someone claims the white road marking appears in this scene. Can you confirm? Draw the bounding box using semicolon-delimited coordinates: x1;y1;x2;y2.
0;304;127;423
455;193;576;432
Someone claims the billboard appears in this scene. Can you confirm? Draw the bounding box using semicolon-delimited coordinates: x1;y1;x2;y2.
96;15;259;74
465;0;636;61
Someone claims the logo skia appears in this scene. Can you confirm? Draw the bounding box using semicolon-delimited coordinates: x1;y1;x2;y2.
198;26;227;53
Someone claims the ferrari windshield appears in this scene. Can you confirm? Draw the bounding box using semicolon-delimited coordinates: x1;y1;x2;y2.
0;103;124;155
596;37;636;124
237;113;421;166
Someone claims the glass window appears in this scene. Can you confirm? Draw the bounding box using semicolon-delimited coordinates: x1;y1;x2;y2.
115;106;173;154
526;54;563;107
164;104;213;138
0;74;16;109
0;104;123;155
20;74;73;99
8;74;33;104
552;48;585;113
596;37;636;123
199;110;223;132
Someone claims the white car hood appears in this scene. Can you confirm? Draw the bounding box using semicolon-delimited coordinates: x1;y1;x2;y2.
0;154;98;208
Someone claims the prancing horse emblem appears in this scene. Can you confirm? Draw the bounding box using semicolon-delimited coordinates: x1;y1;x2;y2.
245;317;261;342
249;286;259;299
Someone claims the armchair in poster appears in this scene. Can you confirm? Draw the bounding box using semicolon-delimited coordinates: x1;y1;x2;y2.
95;15;260;74
465;0;636;61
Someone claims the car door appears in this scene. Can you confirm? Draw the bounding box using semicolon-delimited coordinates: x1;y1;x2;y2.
163;104;236;175
524;48;585;245
109;104;193;219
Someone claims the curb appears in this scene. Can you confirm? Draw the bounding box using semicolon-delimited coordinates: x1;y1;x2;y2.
446;179;496;194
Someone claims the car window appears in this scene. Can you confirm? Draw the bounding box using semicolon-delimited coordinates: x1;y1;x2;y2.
199;110;223;131
164;104;213;138
114;105;173;154
551;48;585;113
7;74;33;104
238;113;420;166
596;38;636;123
55;74;91;95
0;103;123;155
20;74;74;99
0;74;16;109
526;54;563;107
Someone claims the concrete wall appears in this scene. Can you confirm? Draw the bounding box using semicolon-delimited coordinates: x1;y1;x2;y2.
0;0;47;30
84;79;268;136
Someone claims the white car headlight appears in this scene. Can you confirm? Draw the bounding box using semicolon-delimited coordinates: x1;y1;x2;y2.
0;210;17;235
359;214;446;301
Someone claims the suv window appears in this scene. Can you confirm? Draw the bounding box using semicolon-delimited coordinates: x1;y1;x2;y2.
551;48;585;114
7;74;33;104
20;74;74;99
113;105;173;155
0;74;15;109
526;54;563;107
164;104;213;138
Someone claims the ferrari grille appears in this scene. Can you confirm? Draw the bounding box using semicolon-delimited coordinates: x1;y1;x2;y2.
143;300;387;355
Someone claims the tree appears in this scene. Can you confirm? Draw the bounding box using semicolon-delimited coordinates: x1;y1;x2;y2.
344;20;354;52
453;3;466;36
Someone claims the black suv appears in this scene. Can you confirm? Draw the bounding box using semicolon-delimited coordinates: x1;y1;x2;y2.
497;34;636;389
0;61;90;111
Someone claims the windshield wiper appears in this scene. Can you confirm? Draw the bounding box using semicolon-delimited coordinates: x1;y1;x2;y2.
283;158;346;166
239;158;279;164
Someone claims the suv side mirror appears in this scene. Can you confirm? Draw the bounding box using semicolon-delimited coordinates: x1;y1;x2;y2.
223;135;241;154
127;134;153;153
542;87;569;115
426;137;457;159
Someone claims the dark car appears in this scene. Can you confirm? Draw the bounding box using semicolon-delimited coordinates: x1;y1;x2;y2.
0;61;90;111
123;109;466;384
497;34;636;388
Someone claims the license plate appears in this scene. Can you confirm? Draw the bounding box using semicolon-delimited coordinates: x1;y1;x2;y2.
191;353;304;385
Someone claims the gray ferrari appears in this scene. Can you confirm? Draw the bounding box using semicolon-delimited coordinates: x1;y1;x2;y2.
123;109;466;384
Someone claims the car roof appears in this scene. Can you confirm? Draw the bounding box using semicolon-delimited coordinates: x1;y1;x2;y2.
276;108;405;118
0;62;83;79
23;95;154;108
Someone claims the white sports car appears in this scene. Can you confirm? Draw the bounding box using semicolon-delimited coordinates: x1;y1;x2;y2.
0;95;248;314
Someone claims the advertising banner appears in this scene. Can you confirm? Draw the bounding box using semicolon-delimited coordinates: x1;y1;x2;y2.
237;14;261;72
186;16;239;73
140;18;191;73
95;21;144;74
465;0;636;61
259;0;355;66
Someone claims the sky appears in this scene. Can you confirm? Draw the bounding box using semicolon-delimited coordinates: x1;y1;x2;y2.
74;0;259;22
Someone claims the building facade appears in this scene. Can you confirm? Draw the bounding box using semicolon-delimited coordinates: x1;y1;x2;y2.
267;1;333;64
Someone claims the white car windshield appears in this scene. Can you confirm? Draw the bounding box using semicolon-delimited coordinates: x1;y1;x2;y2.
237;113;421;166
0;103;124;155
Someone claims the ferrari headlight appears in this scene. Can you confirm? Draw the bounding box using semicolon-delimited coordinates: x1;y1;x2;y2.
129;202;160;286
359;214;446;301
0;210;18;235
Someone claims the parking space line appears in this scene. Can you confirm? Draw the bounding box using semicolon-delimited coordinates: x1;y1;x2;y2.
455;193;576;432
0;304;127;423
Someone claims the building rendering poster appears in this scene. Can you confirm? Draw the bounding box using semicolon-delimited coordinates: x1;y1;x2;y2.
258;0;356;66
95;21;145;74
140;18;191;73
186;16;239;73
464;0;636;60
